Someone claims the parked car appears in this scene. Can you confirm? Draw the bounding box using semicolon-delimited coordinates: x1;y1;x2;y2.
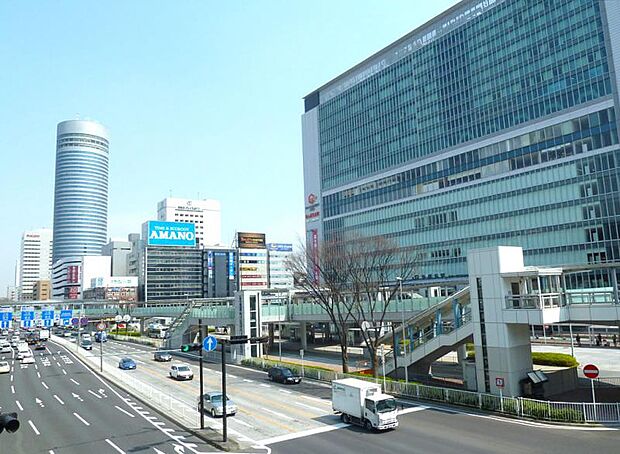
169;364;193;380
154;351;172;362
81;339;93;350
198;392;237;418
0;361;10;373
268;366;302;384
119;358;137;370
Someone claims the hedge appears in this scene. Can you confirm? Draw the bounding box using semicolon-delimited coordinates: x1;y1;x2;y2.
467;351;578;368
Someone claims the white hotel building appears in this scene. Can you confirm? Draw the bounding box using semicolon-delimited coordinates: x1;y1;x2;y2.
17;228;53;300
157;198;221;247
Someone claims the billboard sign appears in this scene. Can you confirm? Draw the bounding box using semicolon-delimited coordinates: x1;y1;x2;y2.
228;251;235;280
67;265;80;284
237;232;266;249
146;221;196;247
267;243;293;252
0;309;12;329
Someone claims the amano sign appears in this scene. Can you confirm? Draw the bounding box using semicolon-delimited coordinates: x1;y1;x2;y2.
146;221;196;247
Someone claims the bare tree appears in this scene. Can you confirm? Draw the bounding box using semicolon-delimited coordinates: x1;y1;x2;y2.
287;238;355;373
343;237;419;377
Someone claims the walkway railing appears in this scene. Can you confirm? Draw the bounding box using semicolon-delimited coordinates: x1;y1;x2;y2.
241;356;620;424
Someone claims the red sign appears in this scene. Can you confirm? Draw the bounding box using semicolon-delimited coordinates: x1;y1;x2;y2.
583;364;599;379
311;229;319;284
495;377;505;388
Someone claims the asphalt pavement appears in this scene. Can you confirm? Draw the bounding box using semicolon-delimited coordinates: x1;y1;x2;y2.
0;339;217;454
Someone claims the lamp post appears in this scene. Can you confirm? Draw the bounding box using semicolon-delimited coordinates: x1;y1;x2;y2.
397;277;408;384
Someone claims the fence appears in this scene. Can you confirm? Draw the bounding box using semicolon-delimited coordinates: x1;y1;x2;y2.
241;356;620;424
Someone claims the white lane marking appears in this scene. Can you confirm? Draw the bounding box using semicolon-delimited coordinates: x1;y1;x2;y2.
11;385;15;394
37;371;41;378
41;381;49;390
398;406;428;416
261;422;349;445
56;362;61;367
114;405;135;418
34;364;38;369
300;395;328;404
264;408;293;420
49;451;55;454
73;412;90;426
15;400;23;411
10;374;13;382
70;378;80;385
28;419;41;435
231;418;254;428
294;401;325;413
154;421;165;426
243;379;254;383
62;369;67;375
228;374;238;379
88;389;102;399
260;384;271;388
53;394;65;405
105;438;126;454
279;389;292;394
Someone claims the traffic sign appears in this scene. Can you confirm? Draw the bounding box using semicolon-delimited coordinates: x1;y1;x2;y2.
114;315;123;323
495;377;505;388
80;317;88;326
20;310;34;322
203;335;218;352
0;310;12;322
584;364;599;379
41;309;54;320
60;309;72;320
122;315;131;322
71;317;79;326
97;322;107;331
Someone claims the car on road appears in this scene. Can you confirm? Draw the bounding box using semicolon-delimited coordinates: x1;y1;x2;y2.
119;357;137;370
169;364;193;380
18;349;33;361
95;331;108;342
81;339;93;350
268;366;302;384
198;392;237;418
34;342;47;351
0;345;11;354
62;330;72;337
0;361;10;373
153;351;172;362
21;355;35;365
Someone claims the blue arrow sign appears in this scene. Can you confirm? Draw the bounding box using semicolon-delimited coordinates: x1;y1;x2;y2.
0;311;12;322
21;310;35;321
203;335;218;352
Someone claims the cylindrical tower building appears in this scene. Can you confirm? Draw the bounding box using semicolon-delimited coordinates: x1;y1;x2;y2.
52;120;109;263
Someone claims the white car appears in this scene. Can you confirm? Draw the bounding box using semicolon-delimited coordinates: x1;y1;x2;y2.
18;349;33;360
169;364;194;381
21;356;35;365
0;361;10;373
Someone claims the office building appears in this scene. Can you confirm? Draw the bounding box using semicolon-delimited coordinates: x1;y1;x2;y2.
52;120;109;263
51;255;111;300
303;0;620;283
32;280;51;301
17;229;53;300
267;243;294;289
83;276;138;301
203;247;237;298
157;198;221;247
103;234;139;276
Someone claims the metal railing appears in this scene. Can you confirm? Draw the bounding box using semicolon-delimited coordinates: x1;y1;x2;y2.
241;356;620;424
504;293;563;309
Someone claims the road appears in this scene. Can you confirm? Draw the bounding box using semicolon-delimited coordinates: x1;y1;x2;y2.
268;403;620;454
73;338;339;446
0;340;217;454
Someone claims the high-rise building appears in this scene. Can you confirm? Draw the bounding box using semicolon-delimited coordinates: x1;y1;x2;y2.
51;255;111;300
52;120;109;263
203;247;237;298
32;280;51;301
102;234;139;276
17;229;53;300
157;197;221;247
303;0;620;284
267;243;294;289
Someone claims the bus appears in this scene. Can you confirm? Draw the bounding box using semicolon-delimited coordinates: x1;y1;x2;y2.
147;325;168;339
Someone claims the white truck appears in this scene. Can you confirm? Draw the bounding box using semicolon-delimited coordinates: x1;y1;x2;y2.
38;329;50;341
332;378;399;431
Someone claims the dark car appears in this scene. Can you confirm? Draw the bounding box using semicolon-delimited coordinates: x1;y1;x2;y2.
119;357;136;370
34;342;47;351
268;366;302;384
154;351;172;362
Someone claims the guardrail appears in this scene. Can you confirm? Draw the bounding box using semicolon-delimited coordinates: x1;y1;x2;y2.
240;356;620;424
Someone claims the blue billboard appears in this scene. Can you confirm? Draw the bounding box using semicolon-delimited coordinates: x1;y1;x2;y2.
267;243;293;252
146;221;196;247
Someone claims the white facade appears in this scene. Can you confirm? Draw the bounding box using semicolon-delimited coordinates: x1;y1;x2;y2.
267;243;294;289
18;229;53;300
52;255;111;300
157;197;221;247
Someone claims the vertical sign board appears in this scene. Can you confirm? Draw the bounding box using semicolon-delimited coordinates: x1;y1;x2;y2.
0;309;12;329
20;306;35;328
42;307;55;327
228;251;235;281
311;229;319;284
60;309;73;326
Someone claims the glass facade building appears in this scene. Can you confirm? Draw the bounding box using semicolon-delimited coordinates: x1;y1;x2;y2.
303;0;620;283
52;120;109;263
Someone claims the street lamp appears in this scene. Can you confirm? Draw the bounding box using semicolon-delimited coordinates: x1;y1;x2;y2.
396;277;408;384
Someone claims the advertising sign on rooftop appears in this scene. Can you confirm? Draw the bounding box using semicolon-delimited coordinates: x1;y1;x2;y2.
237;232;266;249
146;221;196;247
267;243;293;252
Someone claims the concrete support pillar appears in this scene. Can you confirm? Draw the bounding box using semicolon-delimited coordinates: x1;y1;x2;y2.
268;323;275;349
456;344;467;364
300;322;307;350
139;318;145;334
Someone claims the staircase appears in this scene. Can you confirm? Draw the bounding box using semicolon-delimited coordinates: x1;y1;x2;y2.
164;300;198;349
382;286;473;377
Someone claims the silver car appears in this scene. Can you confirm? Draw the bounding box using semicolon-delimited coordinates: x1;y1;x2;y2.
198;392;237;418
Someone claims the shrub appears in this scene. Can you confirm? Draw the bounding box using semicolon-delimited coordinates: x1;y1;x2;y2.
531;352;578;367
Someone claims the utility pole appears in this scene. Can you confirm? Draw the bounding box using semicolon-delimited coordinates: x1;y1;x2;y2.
199;319;204;430
397;277;408;384
221;341;227;442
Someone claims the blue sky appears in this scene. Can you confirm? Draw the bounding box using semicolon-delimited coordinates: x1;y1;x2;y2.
0;0;458;292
